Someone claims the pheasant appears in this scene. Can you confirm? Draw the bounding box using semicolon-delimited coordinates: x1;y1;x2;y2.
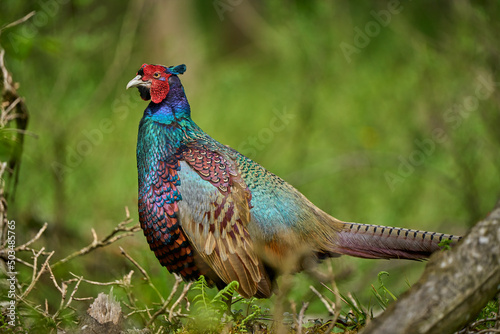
126;63;461;298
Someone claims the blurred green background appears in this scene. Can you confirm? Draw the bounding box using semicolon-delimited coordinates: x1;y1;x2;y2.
1;0;499;325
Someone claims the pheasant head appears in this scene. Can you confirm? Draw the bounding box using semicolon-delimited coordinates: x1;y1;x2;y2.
126;64;186;103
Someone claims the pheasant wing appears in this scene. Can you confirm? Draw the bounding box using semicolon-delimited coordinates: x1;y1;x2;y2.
177;145;272;298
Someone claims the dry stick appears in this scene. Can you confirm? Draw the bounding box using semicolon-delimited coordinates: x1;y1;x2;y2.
0;49;11;91
3;223;52;257
168;282;192;322
146;275;183;327
117;253;159;327
310;286;335;315
297;302;310;334
289;299;310;334
119;246;165;303
73;296;94;302
63;276;83;311
325;261;343;332
119;246;149;278
466;317;500;331
120;269;138;319
53;278;81;319
290;300;298;329
121;272;150;325
52;220;140;268
51;276;84;331
3;96;20;114
69;271;127;287
14;222;48;251
53;281;68;320
14;256;33;268
163;275;184;309
21;248;54;299
125;309;150;318
46;261;64;294
317;264;344;332
17;294;50;319
69;269;142;320
0;11;35;33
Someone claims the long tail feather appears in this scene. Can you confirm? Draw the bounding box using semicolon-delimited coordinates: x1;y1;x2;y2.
333;222;461;260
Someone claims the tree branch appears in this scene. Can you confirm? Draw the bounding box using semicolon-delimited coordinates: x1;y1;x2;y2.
361;200;500;334
52;215;140;268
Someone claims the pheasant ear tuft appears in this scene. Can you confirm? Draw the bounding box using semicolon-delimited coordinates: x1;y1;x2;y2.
169;64;186;75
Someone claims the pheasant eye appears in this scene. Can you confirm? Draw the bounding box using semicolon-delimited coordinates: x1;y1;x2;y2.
153;72;161;79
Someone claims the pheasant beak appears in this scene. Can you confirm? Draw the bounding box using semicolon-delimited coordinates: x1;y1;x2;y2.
126;75;149;90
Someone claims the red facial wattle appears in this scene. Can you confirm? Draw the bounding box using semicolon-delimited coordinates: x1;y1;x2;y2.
150;74;171;103
139;64;172;103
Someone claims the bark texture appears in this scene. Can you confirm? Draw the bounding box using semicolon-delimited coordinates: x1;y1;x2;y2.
361;201;500;334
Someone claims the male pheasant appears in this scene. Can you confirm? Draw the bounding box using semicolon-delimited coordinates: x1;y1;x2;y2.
126;63;461;298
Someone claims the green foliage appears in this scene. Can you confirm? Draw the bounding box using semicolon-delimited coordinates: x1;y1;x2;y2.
188;276;239;332
336;292;368;332
0;313;15;333
187;276;271;333
371;271;398;311
192;275;237;313
468;298;500;332
324;272;398;332
438;239;454;251
231;297;269;333
237;299;263;328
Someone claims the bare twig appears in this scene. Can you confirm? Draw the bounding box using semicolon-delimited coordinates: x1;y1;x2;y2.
119;246;150;280
145;274;183;327
1;222;51;257
69;271;130;287
310;285;336;315
323;261;343;333
14;256;33;268
168;281;192;322
73;296;94;301
62;276;83;311
46;260;64;294
290;301;309;334
21;248;54;299
17;294;50;319
125;309;150;318
14;222;48;251
52;216;139;268
120;270;149;325
471;317;500;328
298;302;309;334
120;246;165;303
0;11;36;33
